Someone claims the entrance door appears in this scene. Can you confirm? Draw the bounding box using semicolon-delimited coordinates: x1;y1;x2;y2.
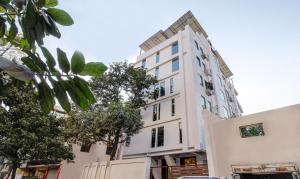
161;159;168;179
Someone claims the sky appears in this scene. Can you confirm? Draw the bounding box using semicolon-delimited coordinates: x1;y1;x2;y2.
44;0;300;115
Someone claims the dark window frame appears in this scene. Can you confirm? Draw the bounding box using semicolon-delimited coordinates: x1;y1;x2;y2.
151;128;156;148
157;127;164;147
171;98;175;116
172;57;179;72
172;41;179;55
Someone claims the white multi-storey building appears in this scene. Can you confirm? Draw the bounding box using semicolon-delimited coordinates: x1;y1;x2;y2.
123;11;243;172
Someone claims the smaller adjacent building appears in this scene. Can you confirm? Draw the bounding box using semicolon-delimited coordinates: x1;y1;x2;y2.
203;104;300;178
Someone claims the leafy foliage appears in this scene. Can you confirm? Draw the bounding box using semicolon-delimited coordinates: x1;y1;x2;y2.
66;62;157;160
0;0;107;113
0;80;74;179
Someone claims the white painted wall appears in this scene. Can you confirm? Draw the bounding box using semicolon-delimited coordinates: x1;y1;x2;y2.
124;24;242;159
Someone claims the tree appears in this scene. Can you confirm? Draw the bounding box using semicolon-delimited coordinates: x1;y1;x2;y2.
0;0;107;113
0;80;74;179
66;62;157;160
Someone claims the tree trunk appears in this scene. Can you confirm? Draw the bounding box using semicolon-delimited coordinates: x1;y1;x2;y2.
10;165;17;179
110;130;120;160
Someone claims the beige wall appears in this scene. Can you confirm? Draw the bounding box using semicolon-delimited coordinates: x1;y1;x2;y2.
203;104;300;177
80;158;151;179
59;144;110;179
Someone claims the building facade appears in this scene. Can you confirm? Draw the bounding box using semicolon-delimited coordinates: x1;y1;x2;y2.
123;11;243;170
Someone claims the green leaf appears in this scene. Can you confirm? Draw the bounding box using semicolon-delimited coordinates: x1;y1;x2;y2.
41;46;56;70
25;51;48;72
46;8;74;26
71;51;85;74
51;80;71;112
80;62;107;77
63;80;89;109
73;76;96;104
0;18;6;38
36;0;45;8
37;81;55;113
44;0;58;7
57;48;70;74
8;21;18;41
21;57;41;73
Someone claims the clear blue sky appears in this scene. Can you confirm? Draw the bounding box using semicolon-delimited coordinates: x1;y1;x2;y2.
44;0;300;114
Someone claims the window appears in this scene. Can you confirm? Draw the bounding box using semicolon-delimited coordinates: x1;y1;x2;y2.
172;41;178;54
170;78;174;94
105;146;113;155
202;62;206;70
125;137;131;147
156;52;160;63
155;67;159;79
141;59;146;68
171;98;175;116
153;104;158;121
194;40;199;50
157;127;164;147
196;56;201;67
160;81;165;97
172;57;179;72
200;47;205;57
154;83;159;99
151;128;156;148
220;90;226;102
239;123;265;138
201;95;206;109
158;103;161;120
199;75;204;87
179;122;183;144
80;142;92;153
207;100;212;112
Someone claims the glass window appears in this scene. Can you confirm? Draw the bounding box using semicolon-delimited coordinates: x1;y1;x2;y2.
207;100;212;112
179;122;183;144
154;83;159;99
194;40;199;50
155;67;159;79
153;104;158;121
151;128;156;148
201;95;206;109
171;98;175;116
80;142;92;153
200;47;204;56
172;57;179;72
141;59;146;68
199;75;204;87
158;103;161;120
220;90;226;102
160;81;165;97
202;62;206;70
157;127;164;147
170;78;174;94
172;41;178;54
197;56;201;67
156;52;160;63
